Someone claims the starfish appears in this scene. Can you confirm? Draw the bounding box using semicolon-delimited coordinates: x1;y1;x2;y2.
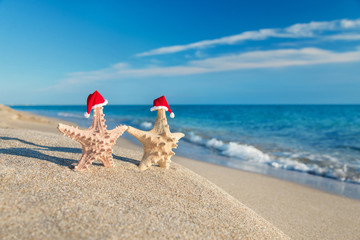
127;109;184;171
57;107;127;170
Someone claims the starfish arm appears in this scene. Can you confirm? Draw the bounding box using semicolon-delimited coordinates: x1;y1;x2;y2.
109;125;128;142
138;153;158;171
126;126;147;142
74;146;96;171
99;152;114;168
158;157;171;169
57;123;89;144
172;132;185;141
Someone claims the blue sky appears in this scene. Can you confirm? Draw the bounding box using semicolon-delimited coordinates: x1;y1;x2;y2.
1;0;360;105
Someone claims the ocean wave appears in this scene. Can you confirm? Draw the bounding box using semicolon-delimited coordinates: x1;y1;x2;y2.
188;131;203;144
58;112;84;119
185;131;360;184
187;132;270;162
271;156;360;183
140;121;153;130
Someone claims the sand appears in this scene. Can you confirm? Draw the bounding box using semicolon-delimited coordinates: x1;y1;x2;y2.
1;105;360;239
0;106;289;239
175;157;360;239
0;128;289;239
0;104;75;132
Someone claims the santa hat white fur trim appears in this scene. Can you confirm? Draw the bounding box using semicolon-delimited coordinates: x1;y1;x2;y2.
84;99;108;118
150;106;175;118
91;99;108;109
150;106;168;112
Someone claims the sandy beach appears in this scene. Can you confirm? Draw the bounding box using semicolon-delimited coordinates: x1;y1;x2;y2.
1;105;360;239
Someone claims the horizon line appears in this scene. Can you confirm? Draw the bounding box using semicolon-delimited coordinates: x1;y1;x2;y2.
8;103;360;106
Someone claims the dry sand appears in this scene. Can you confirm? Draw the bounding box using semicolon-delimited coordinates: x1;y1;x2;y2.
0;105;289;239
0;104;75;132
0;128;288;240
1;105;360;239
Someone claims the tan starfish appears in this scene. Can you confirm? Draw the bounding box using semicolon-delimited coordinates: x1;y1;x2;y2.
57;107;127;170
127;108;184;171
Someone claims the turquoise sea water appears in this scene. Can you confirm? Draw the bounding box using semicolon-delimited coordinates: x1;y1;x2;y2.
12;105;360;199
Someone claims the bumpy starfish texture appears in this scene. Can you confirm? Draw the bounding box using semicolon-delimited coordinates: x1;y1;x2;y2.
127;109;184;171
57;107;127;170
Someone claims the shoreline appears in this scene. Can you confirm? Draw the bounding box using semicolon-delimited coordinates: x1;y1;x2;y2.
1;104;360;239
126;133;360;200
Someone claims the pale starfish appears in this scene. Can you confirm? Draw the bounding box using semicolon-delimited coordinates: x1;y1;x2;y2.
57;107;127;170
127;108;184;171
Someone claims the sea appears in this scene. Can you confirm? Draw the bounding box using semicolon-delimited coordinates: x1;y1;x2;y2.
12;105;360;200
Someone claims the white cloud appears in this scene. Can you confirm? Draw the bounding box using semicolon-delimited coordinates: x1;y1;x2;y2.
50;47;360;89
112;62;128;69
190;48;360;69
136;29;280;57
341;19;360;28
326;33;360;41
194;50;206;58
136;18;360;57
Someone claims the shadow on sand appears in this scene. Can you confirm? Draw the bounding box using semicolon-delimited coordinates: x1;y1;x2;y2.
0;136;139;169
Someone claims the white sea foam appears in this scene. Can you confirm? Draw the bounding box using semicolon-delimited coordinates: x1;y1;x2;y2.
272;157;311;172
222;142;270;162
140;121;153;130
188;132;204;144
204;137;271;163
206;138;225;149
184;132;360;183
58;112;83;119
269;154;360;183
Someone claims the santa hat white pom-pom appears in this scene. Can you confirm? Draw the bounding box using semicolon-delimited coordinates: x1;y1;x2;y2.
84;112;90;118
170;112;175;118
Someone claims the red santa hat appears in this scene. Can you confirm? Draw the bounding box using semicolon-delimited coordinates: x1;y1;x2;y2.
84;90;108;118
150;95;175;118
